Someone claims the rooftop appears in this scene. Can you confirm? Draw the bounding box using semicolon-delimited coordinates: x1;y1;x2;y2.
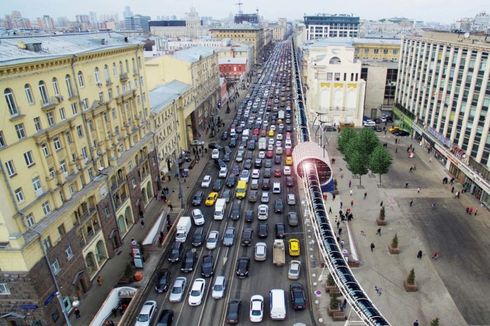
305;37;401;48
219;57;248;64
210;24;263;31
173;46;215;63
150;80;191;113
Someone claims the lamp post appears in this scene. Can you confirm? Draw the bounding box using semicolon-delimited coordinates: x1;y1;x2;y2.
175;157;185;208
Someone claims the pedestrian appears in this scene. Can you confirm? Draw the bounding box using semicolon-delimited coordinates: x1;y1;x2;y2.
74;307;81;319
360;230;366;236
474;208;478;216
409;200;413;207
431;202;436;209
405;182;409;188
364;192;367;199
348;180;352;188
350;200;354;207
329;207;332;214
168;203;173;211
456;191;460;198
349;189;353;196
340;201;343;209
370;243;375;252
417;250;423;259
130;238;137;246
374;285;382;295
339;240;345;248
431;251;440;260
97;275;103;286
451;186;455;193
417;187;421;193
413;319;419;326
332;193;336;200
395;147;398;153
140;219;145;229
338;227;342;236
376;228;381;236
409;167;413;173
336;221;340;229
380;201;383;207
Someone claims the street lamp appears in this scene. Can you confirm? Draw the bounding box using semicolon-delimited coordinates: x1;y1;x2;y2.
174;157;185;208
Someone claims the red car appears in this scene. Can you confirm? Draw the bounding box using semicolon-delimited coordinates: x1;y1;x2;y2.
274;167;282;177
285;148;292;156
266;150;274;158
253;128;260;136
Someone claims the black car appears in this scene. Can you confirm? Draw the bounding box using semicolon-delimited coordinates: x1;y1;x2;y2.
223;152;231;162
226;299;241;324
287;211;299;227
221;131;229;140
192;227;205;247
243;159;252;170
257;223;268;238
275;223;286;239
236;257;250;278
274;198;284;213
264;159;272;168
226;175;237;188
208;142;222;150
241;228;254;246
155;269;171;293
263;168;272;178
230;200;241;221
213;179;223;192
192;191;204;206
286;176;294;187
254;158;262;168
248;190;258;203
167;241;183;263
180;250;196;273
394;130;410;136
290;283;307;310
247;140;256;150
156;309;174;326
245;209;254;223
262;178;271;190
201;254;214;278
229;137;237;148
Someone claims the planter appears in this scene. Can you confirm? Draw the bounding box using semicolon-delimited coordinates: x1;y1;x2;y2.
388;244;400;254
327;307;341;317
325;284;340;294
376;218;387;226
404;281;418;292
332;311;347;321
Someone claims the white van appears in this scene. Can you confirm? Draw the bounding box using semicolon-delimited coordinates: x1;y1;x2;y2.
269;289;286;320
272;182;281;194
242;129;250;142
214;198;226;220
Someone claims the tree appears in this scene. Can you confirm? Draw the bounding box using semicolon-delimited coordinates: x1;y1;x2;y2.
369;145;392;185
430;318;440;326
337;127;356;153
379;206;386;220
329;292;340;310
406;268;416;285
345;148;368;185
357;128;380;157
391;233;398;248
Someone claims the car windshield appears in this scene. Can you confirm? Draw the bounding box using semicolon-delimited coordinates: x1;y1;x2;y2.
191;290;200;296
252;309;261;316
214;284;223;291
172;286;182;294
136;313;149;322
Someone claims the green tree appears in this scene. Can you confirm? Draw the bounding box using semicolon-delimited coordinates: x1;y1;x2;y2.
369;145;392;185
357;128;380;157
406;268;416;285
430;318;440;326
345;148;368;185
337;127;356;153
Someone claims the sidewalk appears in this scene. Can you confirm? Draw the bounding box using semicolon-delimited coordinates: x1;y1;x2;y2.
305;129;481;325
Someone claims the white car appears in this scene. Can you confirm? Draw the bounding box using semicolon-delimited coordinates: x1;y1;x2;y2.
287;193;296;206
219;167;227;179
252;169;260;179
285;139;292;148
267;144;274;151
206;231;220;250
288;260;301;280
249;295;264;322
211;148;220;159
191;209;205;226
254;242;267;262
258;151;266;159
257;204;268;221
169;277;187;303
363;119;376;127
276;133;283;141
283;166;291;176
201;175;212;188
191;140;205;146
212;276;226;299
188;278;206;306
261;191;270;204
135;300;157;326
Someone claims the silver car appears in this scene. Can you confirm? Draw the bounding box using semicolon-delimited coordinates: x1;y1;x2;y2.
288;260;301;280
211;276;226;299
169;277;187;303
254;242;267;261
223;227;236;247
206;231;219;250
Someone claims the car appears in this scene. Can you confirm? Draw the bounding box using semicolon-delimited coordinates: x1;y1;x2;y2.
219;167;228;178
275;223;286;239
262;168;272;178
388;126;400;133
229;137;237;147
274;155;282;165
208;142;222;150
245;209;254;223
155;309;174;326
239;170;250;182
258;151;266;159
191;227;205;247
169;277;187;303
250;179;259;190
168;241;183;263
214;158;226;170
254;242;267;262
205;192;219;206
235;152;244;162
155;269;171;293
226;175;237;188
268;129;275;137
290;283;307;310
262;178;271;190
180;249;197;273
257;223;268;238
274;198;284;213
288;238;300;256
230;200;241;220
287;193;296;205
191;140;205;146
363;119;376;127
212;179;223;192
212;276;227;300
201;254;214;278
288;260;301;280
252;169;260;179
222;189;232;203
283;166;291;176
226;299;241;324
287;212;299;227
135;300;157;326
244;158;252;170
211;148;220;159
284;148;292;156
266;150;274;158
257;204;268;220
192;191;204;206
260;191;270;204
394;130;410;136
254;158;263;168
285;156;293;166
273;167;282;177
236;257;250;278
285;175;294;187
241;227;254;246
188;278;206;306
191;209;205;226
206;231;219;250
201;175;212;188
249;295;264;322
223;227;236;247
248;190;258;203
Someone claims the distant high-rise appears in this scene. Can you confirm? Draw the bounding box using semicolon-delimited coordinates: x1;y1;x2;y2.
123;6;133;18
304;14;360;40
234;13;259;25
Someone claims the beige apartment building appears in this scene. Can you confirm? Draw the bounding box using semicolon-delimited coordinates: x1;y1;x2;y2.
210;25;265;65
0;33;159;325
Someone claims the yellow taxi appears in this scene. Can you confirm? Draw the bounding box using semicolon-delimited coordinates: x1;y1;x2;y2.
285;156;293;166
205;192;219;206
288;239;300;257
388;126;400;133
268;129;275;137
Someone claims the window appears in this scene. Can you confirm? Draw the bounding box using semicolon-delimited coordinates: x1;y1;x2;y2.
77;71;85;87
60;160;67;174
82;98;89;111
5;160;16;176
15;123;26;140
24;151;34;167
33;117;42;131
32;176;42;192
0;283;11;295
25;213;35;227
65;246;74;260
25;84;34;104
94;67;100;84
4;88;18;116
58;224;66;237
38;81;49;105
0;131;6;148
104;64;110;82
81;147;88;159
42;201;51;214
52;78;60;96
41;143;49;157
66;131;72;144
53;137;61;151
59;107;66;120
51;259;61;275
108;89;113;101
46;112;55;126
14;188;24;203
71;103;78;115
76;125;83;137
48;167;55;178
65;75;74;97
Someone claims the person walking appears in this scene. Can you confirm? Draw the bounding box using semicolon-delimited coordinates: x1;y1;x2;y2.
140;219;145;229
364;192;367;199
413;320;419;326
168;203;174;212
348;180;352;188
417;250;423;259
338;227;342;236
370;243;375;252
451;186;455;193
405;182;409;188
376;228;382;236
417;187;421;193
340;201;343;209
380;201;384;207
350;200;354;207
349;189;353;196
409;200;413;207
329;207;333;214
74;307;81;319
96;275;103;286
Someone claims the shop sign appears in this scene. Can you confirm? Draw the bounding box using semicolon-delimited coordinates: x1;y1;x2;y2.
427;127;451;147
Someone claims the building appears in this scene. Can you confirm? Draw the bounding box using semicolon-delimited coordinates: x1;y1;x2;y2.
0;33;158;325
269;18;288;41
304;14;360;40
210;25;264;65
149;8;203;39
150;80;191;175
219;57;248;81
395;31;490;206
302;38;365;127
234;13;259;25
145;46;220;149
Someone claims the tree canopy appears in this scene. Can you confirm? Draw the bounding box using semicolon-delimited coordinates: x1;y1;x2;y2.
369;145;392;185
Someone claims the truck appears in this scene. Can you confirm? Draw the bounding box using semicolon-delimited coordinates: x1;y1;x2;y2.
258;137;267;150
175;216;192;242
273;239;285;266
214;198;227;220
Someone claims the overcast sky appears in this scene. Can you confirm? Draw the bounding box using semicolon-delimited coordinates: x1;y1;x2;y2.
1;0;488;24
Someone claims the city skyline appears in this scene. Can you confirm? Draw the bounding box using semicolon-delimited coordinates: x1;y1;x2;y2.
0;0;488;24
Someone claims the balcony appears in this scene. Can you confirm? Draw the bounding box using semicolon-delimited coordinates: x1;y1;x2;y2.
35;187;45;198
41;97;61;111
111;176;126;191
119;73;129;82
113;192;129;211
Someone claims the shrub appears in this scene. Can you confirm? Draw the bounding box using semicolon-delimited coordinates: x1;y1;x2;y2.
406;268;416;285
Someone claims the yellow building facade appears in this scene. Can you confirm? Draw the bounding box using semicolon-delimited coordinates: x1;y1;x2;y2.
353;39;400;61
0;34;159;325
210;26;265;65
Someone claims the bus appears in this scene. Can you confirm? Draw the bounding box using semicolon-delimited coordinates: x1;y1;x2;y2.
235;180;247;199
